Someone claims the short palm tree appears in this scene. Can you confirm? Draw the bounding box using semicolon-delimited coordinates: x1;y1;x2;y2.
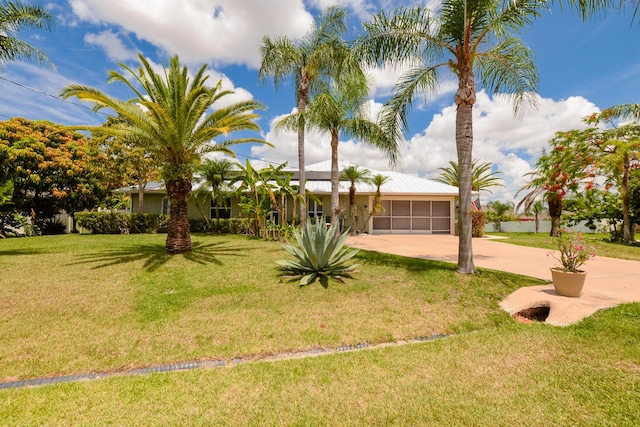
61;54;267;254
361;173;391;234
259;6;348;228
435;159;504;209
197;158;236;230
340;165;372;233
356;0;542;273
0;1;54;66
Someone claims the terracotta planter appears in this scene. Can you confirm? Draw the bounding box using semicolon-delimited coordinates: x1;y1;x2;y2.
550;268;586;297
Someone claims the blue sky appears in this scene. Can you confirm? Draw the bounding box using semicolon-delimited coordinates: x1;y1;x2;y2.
1;0;639;204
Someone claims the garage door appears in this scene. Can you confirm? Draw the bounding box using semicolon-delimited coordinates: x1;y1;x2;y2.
372;200;451;234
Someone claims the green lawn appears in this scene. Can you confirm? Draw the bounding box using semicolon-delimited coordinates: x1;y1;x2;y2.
1;233;639;425
487;231;640;262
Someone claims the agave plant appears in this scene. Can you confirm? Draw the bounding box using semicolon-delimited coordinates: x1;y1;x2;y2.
276;220;359;287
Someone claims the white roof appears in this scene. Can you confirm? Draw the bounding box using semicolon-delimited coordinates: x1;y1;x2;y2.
113;161;459;197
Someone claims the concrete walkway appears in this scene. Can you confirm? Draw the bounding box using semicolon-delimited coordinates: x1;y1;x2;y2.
347;234;640;326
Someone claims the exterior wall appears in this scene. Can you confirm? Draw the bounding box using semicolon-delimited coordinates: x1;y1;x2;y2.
130;193;164;215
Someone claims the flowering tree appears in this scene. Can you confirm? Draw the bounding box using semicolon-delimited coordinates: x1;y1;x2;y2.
517;129;598;236
585;106;640;244
0;118;108;231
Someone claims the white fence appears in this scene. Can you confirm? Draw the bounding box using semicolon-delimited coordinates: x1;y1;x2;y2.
484;220;599;234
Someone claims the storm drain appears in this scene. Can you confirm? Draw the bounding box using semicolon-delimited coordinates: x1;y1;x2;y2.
514;305;550;323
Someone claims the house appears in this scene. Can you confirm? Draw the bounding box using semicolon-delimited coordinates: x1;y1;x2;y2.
113;161;460;235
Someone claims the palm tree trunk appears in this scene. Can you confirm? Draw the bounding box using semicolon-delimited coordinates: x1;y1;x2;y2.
165;178;192;254
330;128;340;228
621;154;633;244
297;80;308;228
455;103;475;274
454;69;476;274
349;186;356;234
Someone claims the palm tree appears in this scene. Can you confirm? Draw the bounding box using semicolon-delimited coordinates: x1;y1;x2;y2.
61;54;267;254
361;173;391;234
339;165;372;234
198;158;235;230
0;1;54;66
529;199;545;233
356;1;542;274
435;159;504;209
278;70;398;228
259;6;348;228
486;199;514;232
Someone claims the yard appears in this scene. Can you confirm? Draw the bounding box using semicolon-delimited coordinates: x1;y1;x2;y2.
1;234;639;425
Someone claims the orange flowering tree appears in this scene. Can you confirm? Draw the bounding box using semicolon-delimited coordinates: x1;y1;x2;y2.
517;129;598;237
0;117;108;231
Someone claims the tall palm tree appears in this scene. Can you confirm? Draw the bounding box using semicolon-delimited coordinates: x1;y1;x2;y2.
356;1;542;274
339;165;372;233
259;6;348;228
278;70;398;228
435;159;504;208
0;1;54;66
61;54;267;254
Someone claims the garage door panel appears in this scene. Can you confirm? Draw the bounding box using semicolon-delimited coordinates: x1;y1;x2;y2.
412;218;430;230
372;200;451;234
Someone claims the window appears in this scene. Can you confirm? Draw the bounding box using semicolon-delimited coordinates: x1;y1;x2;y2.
307;198;323;219
210;198;231;220
161;198;170;215
269;199;286;225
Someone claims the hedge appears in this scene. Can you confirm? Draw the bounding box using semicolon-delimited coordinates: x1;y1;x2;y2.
75;212;251;235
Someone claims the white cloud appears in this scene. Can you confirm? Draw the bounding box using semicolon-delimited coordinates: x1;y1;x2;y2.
84;30;138;61
254;90;600;206
68;0;314;67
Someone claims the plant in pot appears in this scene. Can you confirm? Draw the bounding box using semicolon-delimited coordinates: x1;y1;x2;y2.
549;230;596;297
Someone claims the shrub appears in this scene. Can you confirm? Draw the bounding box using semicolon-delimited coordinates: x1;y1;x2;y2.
76;212;169;234
76;212;126;234
276;221;360;287
189;218;211;233
41;218;66;235
129;213;160;234
472;211;486;238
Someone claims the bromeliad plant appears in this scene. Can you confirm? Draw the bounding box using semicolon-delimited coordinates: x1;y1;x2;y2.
550;230;596;273
276;220;359;287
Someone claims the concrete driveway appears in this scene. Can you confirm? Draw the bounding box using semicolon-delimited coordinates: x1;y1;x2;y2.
347;234;640;326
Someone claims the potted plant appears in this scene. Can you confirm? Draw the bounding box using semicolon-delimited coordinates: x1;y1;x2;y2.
549;230;596;297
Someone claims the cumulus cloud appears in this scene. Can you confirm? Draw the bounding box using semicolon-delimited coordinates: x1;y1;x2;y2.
255;90;600;206
68;0;314;67
84;30;138;61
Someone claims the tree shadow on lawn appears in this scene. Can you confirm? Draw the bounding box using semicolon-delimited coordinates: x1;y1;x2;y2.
355;249;458;273
69;239;249;272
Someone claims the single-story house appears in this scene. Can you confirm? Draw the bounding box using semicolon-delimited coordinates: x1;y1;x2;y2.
113;160;460;235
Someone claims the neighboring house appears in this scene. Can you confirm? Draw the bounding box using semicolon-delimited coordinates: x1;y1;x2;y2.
113;161;460;235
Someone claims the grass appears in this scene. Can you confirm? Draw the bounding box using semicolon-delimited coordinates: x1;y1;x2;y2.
2;306;639;425
0;233;539;381
1;233;639;424
487;232;640;262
